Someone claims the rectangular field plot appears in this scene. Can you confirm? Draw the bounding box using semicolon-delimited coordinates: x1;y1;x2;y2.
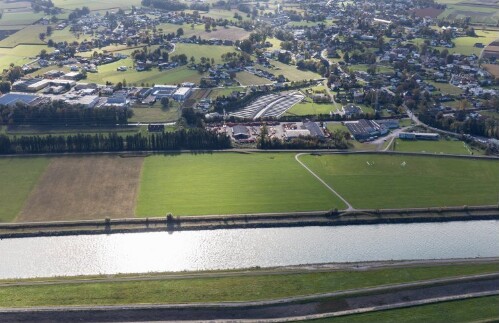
299;154;499;209
393;139;475;155
136;153;346;216
0;157;49;222
17;156;144;222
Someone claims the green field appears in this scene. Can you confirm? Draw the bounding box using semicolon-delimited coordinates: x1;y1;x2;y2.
0;262;497;307
52;0;141;10
307;295;499;323
136;153;346;216
0;158;49;222
300;154;499;209
0;12;45;26
235;71;271;86
0;25;47;47
393;139;476;155
258;60;322;82
129;105;180;123
286;99;336;116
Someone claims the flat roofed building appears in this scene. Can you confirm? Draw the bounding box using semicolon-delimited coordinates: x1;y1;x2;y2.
399;132;439;140
0;92;41;106
172;87;192;101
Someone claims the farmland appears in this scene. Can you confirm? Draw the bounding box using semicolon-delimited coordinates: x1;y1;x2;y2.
2;152;499;222
299;154;499;209
17;156;144;222
392;138;476;155
0;158;49;222
136;153;345;217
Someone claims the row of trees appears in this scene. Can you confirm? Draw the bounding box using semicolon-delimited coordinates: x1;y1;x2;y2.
0;102;131;125
141;0;187;11
0;129;231;154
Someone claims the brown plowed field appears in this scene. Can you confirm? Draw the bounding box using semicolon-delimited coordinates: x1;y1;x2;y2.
17;156;144;222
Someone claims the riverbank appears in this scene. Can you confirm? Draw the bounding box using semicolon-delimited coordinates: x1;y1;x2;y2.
1;205;499;239
0;261;498;322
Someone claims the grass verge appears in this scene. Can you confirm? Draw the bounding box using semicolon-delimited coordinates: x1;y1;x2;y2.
0;263;498;307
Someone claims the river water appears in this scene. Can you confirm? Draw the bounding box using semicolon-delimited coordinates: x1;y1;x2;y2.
1;221;498;279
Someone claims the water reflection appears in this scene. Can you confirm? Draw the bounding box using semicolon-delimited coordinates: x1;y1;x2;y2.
0;221;498;279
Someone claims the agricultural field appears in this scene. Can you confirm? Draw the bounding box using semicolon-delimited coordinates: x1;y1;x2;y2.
484;63;499;78
392;138;477;155
17;156;144;222
0;44;48;67
0;11;45;27
136;153;346;216
235;71;271;86
437;0;499;25
258;60;322;82
52;0;141;11
0;25;47;47
2;152;499;222
157;23;249;41
84;63;204;87
300;154;499;209
285;98;336;116
172;43;230;65
129;105;180;123
0;158;50;222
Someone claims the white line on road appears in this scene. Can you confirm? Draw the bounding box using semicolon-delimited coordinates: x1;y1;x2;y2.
295;153;355;211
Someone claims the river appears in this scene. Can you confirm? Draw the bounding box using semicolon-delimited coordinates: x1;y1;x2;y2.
1;220;498;279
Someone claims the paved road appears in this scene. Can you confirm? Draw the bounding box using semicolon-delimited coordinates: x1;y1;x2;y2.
1;274;498;322
295;153;355;211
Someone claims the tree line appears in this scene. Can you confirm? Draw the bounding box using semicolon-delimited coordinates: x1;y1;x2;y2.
0;102;131;125
0;129;231;154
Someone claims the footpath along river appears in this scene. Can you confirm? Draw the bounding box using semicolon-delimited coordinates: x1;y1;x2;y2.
0;220;498;279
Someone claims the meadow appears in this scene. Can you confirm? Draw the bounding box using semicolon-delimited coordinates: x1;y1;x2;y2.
136;153;346;216
0;158;50;222
299;154;499;209
392;139;475;155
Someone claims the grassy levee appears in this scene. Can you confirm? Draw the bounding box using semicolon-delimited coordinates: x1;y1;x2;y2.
0;263;498;307
305;295;499;322
136;153;346;216
0;158;50;222
299;154;499;209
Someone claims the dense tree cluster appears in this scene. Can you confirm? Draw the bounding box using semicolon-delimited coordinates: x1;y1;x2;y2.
0;102;131;125
68;7;90;21
141;0;187;11
0;129;231;154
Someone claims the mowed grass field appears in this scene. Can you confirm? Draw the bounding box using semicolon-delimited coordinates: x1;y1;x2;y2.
393;139;475;155
0;158;49;222
136;153;346;216
300;154;499;209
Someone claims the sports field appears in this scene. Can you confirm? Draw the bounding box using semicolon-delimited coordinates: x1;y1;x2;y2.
299;154;499;209
136;153;346;216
